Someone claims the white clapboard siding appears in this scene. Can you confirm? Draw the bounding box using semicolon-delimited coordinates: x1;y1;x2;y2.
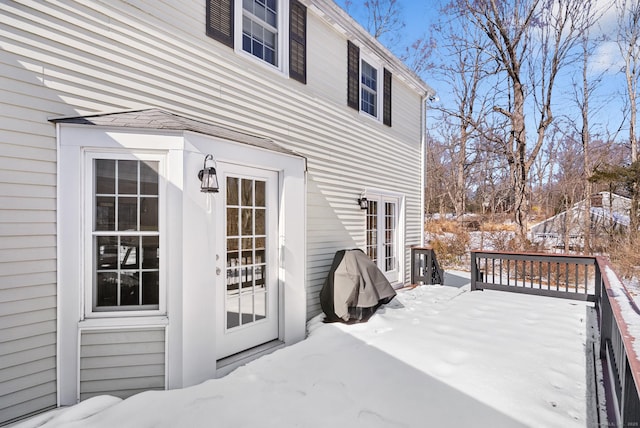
79;329;166;401
0;329;56;426
1;0;427;419
1;1;424;320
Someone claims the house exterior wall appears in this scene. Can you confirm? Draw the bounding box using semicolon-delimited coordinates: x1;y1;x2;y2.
0;0;429;423
79;328;166;401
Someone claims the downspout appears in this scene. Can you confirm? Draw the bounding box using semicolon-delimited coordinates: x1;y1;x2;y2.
55;122;62;407
421;92;437;247
420;95;427;248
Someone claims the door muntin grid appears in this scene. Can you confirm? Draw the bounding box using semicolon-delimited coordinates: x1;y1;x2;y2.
366;200;378;263
225;176;268;330
384;202;397;272
366;196;399;277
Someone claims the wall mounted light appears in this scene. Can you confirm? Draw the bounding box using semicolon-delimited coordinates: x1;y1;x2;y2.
357;192;368;210
198;154;219;193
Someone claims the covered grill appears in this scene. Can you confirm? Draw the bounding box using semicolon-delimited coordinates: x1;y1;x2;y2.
320;249;396;323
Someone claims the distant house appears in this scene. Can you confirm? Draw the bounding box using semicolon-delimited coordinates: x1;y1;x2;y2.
0;0;434;424
530;192;630;250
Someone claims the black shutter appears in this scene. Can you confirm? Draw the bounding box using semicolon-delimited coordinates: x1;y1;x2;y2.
383;68;392;126
289;0;307;84
206;0;234;48
347;41;360;110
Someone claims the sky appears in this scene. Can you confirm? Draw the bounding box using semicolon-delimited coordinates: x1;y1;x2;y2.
334;0;631;143
14;272;601;427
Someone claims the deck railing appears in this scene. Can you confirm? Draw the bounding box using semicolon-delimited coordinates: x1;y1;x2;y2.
471;251;598;302
470;250;640;426
410;246;443;285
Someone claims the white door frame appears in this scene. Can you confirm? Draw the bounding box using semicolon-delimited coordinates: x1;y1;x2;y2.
215;162;279;359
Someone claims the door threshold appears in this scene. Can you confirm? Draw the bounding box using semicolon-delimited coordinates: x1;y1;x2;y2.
215;340;284;377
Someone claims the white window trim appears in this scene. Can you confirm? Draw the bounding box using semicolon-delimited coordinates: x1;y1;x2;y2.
83;151;167;319
364;189;405;284
359;53;383;121
234;0;290;76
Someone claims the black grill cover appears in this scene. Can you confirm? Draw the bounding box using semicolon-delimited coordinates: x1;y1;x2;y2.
320;249;396;323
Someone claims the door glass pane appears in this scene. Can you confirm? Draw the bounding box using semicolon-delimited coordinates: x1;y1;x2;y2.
384;202;396;272
227;267;240;290
227;177;239;206
366;200;378;262
241;296;254;324
228;251;240;268
241;179;253;206
227;298;240;328
255;265;265;289
241;267;253;290
242;250;253;266
255;180;265;207
227;238;239;252
118;160;138;194
225;177;269;330
241;209;253;235
255;292;266;320
255;209;265;235
227;208;239;236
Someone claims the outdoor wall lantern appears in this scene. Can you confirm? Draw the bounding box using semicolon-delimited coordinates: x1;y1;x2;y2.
198;154;219;193
357;192;368;210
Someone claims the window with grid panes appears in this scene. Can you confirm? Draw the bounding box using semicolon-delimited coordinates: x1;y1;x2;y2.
242;0;278;66
92;158;161;311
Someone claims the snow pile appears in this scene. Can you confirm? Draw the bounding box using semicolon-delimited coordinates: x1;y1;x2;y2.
605;266;640;359
17;273;595;428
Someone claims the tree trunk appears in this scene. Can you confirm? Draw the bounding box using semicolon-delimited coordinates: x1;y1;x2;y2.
512;84;529;242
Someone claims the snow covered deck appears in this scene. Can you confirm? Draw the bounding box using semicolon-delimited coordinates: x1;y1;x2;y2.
18;271;600;428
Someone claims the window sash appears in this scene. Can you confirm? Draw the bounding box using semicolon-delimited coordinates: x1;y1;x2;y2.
361;60;378;117
86;153;165;315
242;0;279;66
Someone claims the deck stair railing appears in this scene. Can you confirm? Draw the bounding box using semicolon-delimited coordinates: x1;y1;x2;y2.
410;246;443;285
469;250;640;426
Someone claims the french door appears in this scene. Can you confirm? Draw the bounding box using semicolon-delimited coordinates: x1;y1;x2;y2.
215;163;279;359
366;195;400;283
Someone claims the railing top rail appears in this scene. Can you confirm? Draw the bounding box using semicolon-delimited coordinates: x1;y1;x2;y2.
596;256;640;398
410;245;435;251
471;249;598;260
471;250;597;265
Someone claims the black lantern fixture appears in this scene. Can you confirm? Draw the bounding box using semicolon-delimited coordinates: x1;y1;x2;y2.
198;154;219;193
357;192;368;210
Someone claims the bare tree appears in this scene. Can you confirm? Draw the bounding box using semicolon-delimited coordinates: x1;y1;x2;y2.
566;0;605;253
428;11;493;218
616;0;640;232
455;0;595;242
344;0;406;48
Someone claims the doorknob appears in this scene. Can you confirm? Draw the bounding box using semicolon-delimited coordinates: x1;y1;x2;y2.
216;267;221;276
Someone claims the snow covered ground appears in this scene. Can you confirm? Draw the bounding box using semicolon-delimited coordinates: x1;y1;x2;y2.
17;271;599;428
